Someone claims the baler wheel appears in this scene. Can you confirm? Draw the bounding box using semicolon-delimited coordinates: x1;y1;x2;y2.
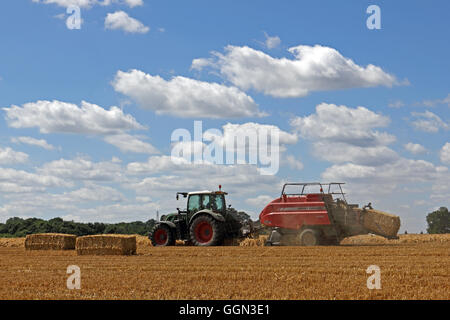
190;215;224;246
149;224;175;246
299;228;319;246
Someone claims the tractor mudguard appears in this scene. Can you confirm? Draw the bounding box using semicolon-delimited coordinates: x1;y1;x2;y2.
189;209;225;225
157;221;177;229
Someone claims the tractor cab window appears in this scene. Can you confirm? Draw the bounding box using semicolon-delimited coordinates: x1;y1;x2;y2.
202;195;212;210
200;194;225;212
214;195;224;211
188;195;201;213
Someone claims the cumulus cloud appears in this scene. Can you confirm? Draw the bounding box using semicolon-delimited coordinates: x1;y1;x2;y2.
38;157;124;182
410;111;449;133
112;69;265;118
0;147;29;165
314;143;399;166
404;142;427;155
11;136;55;150
440;142;450;164
322;159;444;183
3;100;145;135
104;133;159;154
291;103;393;147
0;167;71;194
192;44;399;98
105;11;149;34
290;103;398;166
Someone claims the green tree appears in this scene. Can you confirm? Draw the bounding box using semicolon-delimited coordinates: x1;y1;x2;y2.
426;207;450;234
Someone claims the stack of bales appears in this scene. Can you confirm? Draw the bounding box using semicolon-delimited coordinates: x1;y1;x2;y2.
362;209;401;238
76;234;136;255
25;233;76;250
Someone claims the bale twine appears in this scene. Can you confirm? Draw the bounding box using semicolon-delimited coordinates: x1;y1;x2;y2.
76;234;136;255
25;233;76;250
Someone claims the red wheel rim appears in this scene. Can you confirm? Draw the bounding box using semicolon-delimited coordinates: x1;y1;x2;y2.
194;221;213;243
154;229;168;245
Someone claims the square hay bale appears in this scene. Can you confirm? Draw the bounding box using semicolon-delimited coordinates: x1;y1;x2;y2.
25;233;76;250
76;234;136;255
362;209;401;238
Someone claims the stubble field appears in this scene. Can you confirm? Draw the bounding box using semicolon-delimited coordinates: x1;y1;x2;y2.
0;234;449;300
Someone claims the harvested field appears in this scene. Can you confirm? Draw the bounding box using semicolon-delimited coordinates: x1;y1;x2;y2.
25;233;76;250
0;233;448;299
76;235;136;255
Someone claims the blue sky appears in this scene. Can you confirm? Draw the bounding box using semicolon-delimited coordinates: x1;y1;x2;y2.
0;0;449;233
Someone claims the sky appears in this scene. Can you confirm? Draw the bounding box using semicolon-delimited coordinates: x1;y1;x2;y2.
0;0;449;233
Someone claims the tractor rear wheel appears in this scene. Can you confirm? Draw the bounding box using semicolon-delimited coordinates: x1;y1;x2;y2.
190;215;224;246
299;228;319;246
150;224;175;246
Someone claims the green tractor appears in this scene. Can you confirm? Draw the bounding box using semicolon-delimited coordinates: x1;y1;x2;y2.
149;187;251;246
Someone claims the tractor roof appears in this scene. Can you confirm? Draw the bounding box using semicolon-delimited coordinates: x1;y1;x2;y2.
188;190;228;195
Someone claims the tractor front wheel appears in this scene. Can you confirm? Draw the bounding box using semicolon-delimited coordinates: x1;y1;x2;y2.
149;224;175;246
190;215;224;246
299;228;319;246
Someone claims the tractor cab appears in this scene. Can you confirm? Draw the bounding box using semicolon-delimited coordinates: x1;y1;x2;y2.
186;191;227;216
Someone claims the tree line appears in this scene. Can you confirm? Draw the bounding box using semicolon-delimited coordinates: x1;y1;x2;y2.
0;217;158;238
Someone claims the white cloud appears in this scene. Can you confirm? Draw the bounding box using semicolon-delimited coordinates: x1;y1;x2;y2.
124;0;143;7
291;103;392;146
263;32;281;49
0;147;29;165
411;111;449;133
126;161;279;197
3;100;145;135
245;195;274;208
112;69;265;118
104;133;159;154
0;167;71;194
192;44;399;98
322;159;445;186
38;157;124;182
290;103;399;167
314;143;399;166
105;11;149;34
284;155;304;170
11;136;55;150
404;142;427;155
440;142;450;164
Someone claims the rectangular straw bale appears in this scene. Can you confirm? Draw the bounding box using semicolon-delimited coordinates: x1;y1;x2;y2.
362;209;401;238
76;234;136;255
25;233;76;250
